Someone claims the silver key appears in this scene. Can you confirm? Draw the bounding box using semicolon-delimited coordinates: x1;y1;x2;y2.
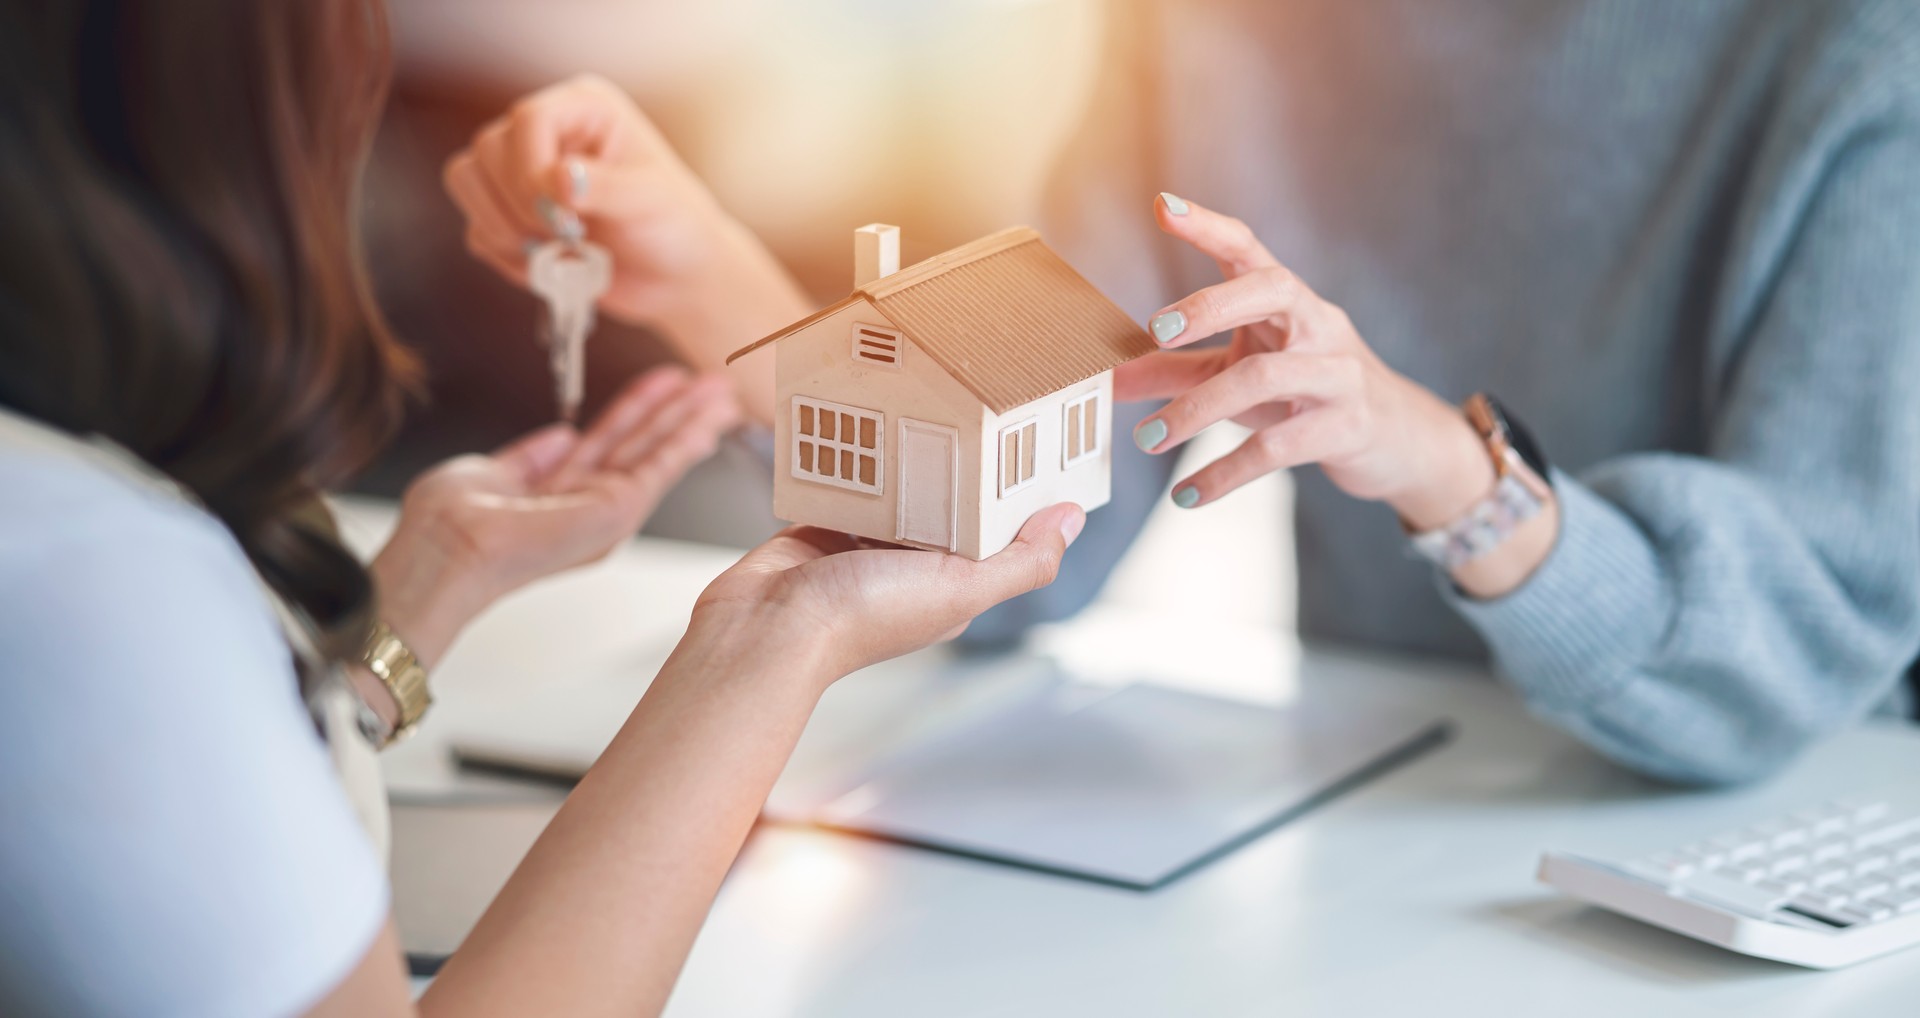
529;240;612;423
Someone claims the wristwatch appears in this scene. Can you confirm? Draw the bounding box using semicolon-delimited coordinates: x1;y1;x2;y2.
1406;394;1554;570
357;620;432;748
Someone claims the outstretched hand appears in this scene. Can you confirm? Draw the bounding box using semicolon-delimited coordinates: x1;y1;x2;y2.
691;504;1088;682
372;366;739;665
1116;194;1486;527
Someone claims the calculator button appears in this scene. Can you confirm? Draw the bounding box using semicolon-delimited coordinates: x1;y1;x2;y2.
1786;894;1858;926
1841;901;1894;924
1770;829;1809;850
1677;872;1792;916
1848;801;1892;825
1811;839;1851;863
1632;854;1698;883
1757;877;1809;898
1811;814;1849;837
1843;877;1893;901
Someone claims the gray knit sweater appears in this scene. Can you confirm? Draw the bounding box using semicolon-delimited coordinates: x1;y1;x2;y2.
969;0;1920;785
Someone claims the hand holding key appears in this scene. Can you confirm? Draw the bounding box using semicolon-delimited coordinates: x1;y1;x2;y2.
529;239;612;422
443;74;811;425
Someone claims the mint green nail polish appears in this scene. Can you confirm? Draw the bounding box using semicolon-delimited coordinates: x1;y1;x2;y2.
536;195;584;241
1160;192;1189;215
1172;485;1200;508
1150;310;1187;345
1133;418;1168;452
566;158;589;203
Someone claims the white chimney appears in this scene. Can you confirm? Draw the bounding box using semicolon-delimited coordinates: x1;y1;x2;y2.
854;223;900;288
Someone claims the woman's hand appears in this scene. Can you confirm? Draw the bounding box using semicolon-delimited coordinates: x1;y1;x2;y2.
1120;194;1559;598
687;503;1089;683
371;367;739;667
443;75;807;424
1118;194;1497;529
412;507;1082;1018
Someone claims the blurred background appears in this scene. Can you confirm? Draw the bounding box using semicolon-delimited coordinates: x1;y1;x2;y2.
359;0;1297;671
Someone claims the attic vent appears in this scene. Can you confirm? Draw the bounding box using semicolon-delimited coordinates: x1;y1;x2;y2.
852;324;902;369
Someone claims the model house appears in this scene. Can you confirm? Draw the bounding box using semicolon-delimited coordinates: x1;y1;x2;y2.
728;223;1156;559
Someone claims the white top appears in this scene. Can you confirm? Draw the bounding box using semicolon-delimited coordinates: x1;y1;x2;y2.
0;413;389;1018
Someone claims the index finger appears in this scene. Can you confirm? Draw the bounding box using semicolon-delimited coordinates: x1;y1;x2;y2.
1113;346;1232;402
507;75;663;208
1154;192;1281;278
542;366;692;491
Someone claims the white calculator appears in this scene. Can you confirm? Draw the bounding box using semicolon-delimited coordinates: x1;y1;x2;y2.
1539;795;1920;968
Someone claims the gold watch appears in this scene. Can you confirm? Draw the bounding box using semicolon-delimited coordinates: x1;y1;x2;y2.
360;621;432;746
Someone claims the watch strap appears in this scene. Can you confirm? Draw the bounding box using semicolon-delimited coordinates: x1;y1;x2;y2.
1406;393;1553;570
360;620;431;746
1407;457;1546;570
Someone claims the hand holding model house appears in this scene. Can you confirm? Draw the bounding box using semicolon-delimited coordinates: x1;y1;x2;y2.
728;225;1157;560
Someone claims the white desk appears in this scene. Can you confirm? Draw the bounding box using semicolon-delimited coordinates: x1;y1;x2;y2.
332;498;1920;1017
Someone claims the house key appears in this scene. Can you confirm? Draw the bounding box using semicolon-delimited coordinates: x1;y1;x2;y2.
529;239;612;423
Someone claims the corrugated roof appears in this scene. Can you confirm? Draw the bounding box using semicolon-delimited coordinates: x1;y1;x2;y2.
727;226;1155;414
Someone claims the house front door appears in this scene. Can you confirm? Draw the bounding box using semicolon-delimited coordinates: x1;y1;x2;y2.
897;418;958;552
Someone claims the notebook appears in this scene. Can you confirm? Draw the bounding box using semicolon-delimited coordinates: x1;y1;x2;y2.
765;680;1451;890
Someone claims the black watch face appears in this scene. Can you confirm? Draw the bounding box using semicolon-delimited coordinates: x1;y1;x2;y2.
1486;396;1552;480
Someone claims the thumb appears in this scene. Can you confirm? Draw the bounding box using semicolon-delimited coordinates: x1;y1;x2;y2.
968;503;1087;608
492;423;578;484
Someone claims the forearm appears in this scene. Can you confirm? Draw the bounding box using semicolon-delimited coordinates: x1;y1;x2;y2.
1382;383;1558;599
419;615;832;1018
1444;112;1920;782
650;216;809;428
368;523;492;670
345;525;496;733
1446;461;1919;785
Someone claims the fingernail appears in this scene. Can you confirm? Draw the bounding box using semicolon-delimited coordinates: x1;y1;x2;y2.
1150;310;1186;345
1133;418;1168;452
521;237;543;257
565;157;589;204
1059;508;1086;545
1172;485;1200;509
1160;191;1189;215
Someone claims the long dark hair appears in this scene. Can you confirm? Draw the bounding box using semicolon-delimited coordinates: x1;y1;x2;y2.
0;1;415;660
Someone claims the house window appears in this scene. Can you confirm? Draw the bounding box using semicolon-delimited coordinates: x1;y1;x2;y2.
851;324;902;368
998;418;1038;497
1062;392;1099;468
794;396;883;494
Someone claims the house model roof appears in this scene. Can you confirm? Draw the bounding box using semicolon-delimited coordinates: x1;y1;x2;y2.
726;227;1156;414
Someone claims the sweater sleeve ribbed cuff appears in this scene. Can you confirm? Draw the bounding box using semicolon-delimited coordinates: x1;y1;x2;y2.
1440;470;1673;711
